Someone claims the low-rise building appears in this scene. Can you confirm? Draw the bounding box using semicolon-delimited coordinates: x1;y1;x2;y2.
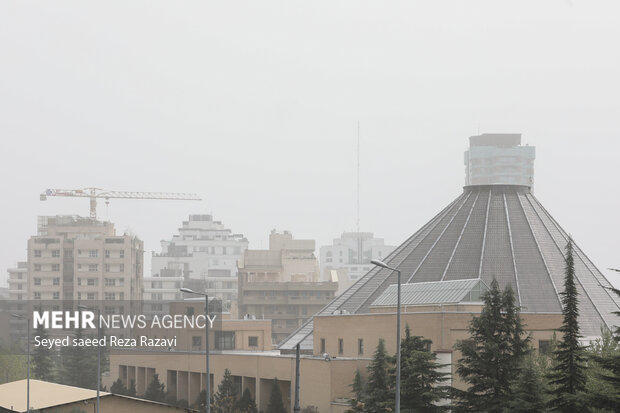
0;379;194;413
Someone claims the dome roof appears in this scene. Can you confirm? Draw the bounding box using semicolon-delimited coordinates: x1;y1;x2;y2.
280;184;620;350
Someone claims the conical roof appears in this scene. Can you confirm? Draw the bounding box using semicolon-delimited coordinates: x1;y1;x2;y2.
279;184;620;350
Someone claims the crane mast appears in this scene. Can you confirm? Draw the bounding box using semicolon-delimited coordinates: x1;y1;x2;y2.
40;187;201;219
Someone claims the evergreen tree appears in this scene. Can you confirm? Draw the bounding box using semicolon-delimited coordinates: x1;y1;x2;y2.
507;353;548;413
213;368;237;413
588;317;620;410
547;238;589;413
453;279;530;413
126;378;137;396
396;325;450;412
364;339;393;413
350;369;365;402
266;378;288;413
236;388;258;413
144;373;166;402
60;326;98;389
32;308;55;382
110;378;127;395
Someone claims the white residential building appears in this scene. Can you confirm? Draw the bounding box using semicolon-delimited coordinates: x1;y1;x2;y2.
149;214;249;309
319;232;396;290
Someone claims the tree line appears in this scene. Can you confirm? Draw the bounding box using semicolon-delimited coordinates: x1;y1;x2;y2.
346;239;620;412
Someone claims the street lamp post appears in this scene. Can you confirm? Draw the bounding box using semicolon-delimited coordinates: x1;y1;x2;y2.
78;305;101;413
371;259;402;413
180;287;210;413
11;314;30;413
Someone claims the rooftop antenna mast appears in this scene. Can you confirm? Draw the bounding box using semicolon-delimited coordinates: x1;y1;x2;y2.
357;122;363;264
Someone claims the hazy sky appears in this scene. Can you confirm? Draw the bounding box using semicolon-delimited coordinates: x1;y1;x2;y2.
1;1;618;288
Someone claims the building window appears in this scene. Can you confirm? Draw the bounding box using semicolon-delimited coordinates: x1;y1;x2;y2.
248;336;258;347
105;292;116;300
52;250;60;258
338;338;344;355
34;264;41;271
119;264;124;273
34;278;41;286
34;292;41;300
539;340;552;355
88;264;98;272
89;250;98;258
215;331;235;350
320;338;326;354
185;307;195;316
53;292;60;300
53;278;60;286
87;278;97;286
34;250;42;257
119;250;125;258
104;264;110;272
104;278;115;287
87;293;96;300
17;284;23;290
358;339;364;355
105;250;110;258
77;292;81;300
192;336;202;347
64;249;73;258
52;264;60;272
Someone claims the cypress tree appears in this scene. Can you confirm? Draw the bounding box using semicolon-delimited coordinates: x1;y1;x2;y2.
266;378;288;413
589;271;620;411
32;315;55;382
508;353;548;413
213;368;237;413
60;326;98;389
110;378;127;395
144;373;166;402
396;325;450;412
364;339;393;413
350;369;365;402
235;388;258;413
453;279;530;413
547;238;589;413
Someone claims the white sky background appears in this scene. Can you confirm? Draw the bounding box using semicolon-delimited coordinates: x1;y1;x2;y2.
0;1;618;288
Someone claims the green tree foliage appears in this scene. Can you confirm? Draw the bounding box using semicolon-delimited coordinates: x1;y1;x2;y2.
0;341;27;384
266;377;288;413
32;310;55;382
193;389;213;413
214;368;238;413
364;338;393;413
59;326;98;389
110;378;137;397
235;388;258;413
547;238;589;413
453;279;530;412
586;327;620;412
350;369;365;402
395;325;450;412
507;353;548;413
144;373;166;403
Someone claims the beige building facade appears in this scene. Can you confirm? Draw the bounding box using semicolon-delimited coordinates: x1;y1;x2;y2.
108;304;563;412
238;230;338;343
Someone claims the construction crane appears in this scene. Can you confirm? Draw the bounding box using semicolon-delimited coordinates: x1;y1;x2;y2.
40;187;202;220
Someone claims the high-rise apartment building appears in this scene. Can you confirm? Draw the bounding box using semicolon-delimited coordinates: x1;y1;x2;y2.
17;216;144;304
319;232;396;286
149;214;248;309
464;133;535;187
5;216;143;339
237;230;338;343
